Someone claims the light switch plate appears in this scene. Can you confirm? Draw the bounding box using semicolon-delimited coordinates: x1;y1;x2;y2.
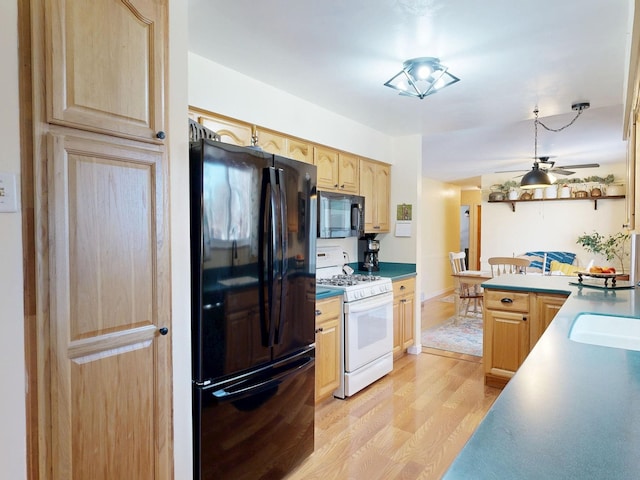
0;172;18;213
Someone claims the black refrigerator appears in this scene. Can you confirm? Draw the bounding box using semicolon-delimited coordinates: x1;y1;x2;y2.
189;139;317;480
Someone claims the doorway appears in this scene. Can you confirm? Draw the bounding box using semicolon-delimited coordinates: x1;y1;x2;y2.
460;203;481;270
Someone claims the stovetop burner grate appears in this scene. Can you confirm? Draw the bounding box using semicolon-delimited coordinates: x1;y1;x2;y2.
317;274;383;287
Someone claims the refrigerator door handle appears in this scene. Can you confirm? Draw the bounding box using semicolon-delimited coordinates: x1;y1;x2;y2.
259;167;279;348
268;167;279;347
210;355;314;402
275;168;288;345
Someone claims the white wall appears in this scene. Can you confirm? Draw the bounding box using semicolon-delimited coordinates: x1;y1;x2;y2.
383;136;422;264
169;1;192;478
388;135;423;352
189;53;393;163
0;1;27;478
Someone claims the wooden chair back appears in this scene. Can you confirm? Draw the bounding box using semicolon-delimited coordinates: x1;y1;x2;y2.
449;251;468;275
488;257;531;276
449;252;483;318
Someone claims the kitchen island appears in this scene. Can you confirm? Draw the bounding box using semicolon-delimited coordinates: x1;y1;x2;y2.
444;275;640;479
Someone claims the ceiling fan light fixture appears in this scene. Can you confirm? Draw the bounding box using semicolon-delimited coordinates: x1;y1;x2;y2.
520;164;553;189
384;57;460;99
517;102;591;189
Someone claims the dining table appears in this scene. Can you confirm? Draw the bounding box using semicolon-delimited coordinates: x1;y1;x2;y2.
451;270;493;319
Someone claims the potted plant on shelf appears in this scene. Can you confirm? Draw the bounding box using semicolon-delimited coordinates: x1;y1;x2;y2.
489;180;519;201
576;231;630;275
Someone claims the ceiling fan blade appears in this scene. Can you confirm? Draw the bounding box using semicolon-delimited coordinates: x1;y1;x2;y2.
554;163;600;169
549;168;575;176
494;168;528;174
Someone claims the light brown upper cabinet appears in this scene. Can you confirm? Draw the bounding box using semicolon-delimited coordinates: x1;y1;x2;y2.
255;127;313;163
315;147;359;193
45;0;166;142
196;111;254;146
360;159;390;233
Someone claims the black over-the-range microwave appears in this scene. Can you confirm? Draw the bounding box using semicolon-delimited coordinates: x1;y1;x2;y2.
317;190;365;238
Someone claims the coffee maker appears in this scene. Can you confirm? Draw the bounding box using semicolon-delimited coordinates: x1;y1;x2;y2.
358;234;380;272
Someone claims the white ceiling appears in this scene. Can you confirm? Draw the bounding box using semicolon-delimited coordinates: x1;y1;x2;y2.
188;0;633;187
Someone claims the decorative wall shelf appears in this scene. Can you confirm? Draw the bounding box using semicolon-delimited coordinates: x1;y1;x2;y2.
488;195;626;212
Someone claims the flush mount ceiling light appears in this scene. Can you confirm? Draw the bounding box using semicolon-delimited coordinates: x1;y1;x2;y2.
520;102;590;189
383;57;460;99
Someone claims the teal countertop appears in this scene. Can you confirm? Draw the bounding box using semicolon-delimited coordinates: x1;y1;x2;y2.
347;261;417;280
315;288;344;300
444;275;640;479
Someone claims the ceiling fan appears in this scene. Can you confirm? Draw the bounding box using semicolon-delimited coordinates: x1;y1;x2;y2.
497;156;600;177
496;102;599;185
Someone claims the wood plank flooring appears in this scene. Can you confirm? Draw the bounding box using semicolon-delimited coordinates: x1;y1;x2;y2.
287;294;501;480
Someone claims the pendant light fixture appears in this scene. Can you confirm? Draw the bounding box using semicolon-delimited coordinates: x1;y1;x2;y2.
384;57;460;99
520;102;590;189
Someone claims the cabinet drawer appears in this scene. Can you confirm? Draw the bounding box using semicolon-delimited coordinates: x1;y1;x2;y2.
315;297;342;324
393;277;416;297
484;289;529;313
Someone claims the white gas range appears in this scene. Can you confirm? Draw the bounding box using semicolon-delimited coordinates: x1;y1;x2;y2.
316;246;394;399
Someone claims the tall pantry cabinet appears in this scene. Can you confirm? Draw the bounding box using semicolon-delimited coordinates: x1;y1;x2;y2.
26;0;173;478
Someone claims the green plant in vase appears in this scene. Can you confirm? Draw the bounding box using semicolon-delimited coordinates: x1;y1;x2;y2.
576;231;630;274
497;180;519;193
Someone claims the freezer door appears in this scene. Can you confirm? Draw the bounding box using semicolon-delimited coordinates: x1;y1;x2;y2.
193;348;315;480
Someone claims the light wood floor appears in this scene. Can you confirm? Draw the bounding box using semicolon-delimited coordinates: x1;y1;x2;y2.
287;294;500;480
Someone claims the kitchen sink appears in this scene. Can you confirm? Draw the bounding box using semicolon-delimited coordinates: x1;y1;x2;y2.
569;313;640;351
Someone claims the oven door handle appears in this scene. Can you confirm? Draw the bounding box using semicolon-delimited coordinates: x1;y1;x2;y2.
345;291;393;314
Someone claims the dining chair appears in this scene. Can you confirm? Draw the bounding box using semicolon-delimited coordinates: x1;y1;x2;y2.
449;251;483;319
488;257;531;276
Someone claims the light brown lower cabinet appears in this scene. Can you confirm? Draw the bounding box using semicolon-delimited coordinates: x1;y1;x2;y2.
484;289;568;388
315;296;342;402
392;277;416;359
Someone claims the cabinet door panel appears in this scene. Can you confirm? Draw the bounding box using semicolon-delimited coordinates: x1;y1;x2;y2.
338;153;359;193
47;0;165;141
315;147;339;191
47;132;171;479
374;164;390;232
316;319;340;400
256;129;286;155
198;114;253;146
359;160;390;233
360;161;375;230
287;138;313;164
484;309;529;377
532;294;567;348
315;297;341;401
401;295;415;348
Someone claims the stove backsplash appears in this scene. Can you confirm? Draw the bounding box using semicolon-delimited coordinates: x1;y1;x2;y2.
316;237;358;265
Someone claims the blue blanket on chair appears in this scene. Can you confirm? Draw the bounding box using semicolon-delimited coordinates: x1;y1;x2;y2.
524;251;576;272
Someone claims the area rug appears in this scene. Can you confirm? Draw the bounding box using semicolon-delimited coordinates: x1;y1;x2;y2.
438;294;457;303
421;314;483;357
